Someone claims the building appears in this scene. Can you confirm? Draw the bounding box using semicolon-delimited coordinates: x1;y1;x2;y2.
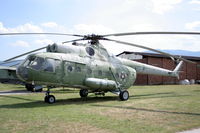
118;52;200;85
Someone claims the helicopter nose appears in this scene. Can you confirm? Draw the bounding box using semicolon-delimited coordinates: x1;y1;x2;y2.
16;66;29;81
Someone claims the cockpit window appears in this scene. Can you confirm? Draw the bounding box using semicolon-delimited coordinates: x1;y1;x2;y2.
29;57;45;70
23;56;35;67
23;56;60;72
43;58;55;72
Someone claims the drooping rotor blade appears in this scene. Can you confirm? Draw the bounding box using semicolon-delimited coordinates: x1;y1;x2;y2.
0;60;22;66
3;46;47;62
103;31;200;37
0;32;84;37
62;38;85;44
106;38;196;64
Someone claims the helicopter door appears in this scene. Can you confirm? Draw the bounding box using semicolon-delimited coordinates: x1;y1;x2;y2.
63;61;86;86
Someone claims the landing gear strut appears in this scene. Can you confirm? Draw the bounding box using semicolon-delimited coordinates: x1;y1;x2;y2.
44;87;56;104
25;84;34;92
79;89;88;98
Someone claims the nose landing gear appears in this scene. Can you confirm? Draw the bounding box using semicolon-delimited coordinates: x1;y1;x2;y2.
79;89;88;98
44;87;56;104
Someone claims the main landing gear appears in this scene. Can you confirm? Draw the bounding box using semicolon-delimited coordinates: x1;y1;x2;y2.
44;87;56;104
43;88;129;103
119;90;129;101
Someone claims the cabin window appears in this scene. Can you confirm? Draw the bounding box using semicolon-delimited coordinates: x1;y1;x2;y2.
75;66;81;72
98;70;102;76
87;68;92;74
86;47;95;56
67;66;73;72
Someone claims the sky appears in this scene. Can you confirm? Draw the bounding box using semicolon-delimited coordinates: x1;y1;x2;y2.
0;0;200;60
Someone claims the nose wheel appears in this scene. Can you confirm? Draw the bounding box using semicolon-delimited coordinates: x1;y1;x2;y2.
44;95;56;103
44;87;56;104
79;89;88;98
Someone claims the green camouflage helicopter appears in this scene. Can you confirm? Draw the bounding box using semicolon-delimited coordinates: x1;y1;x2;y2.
0;32;199;103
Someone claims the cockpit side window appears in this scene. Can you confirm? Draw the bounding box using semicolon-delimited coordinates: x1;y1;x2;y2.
23;56;35;67
43;58;55;72
29;57;45;70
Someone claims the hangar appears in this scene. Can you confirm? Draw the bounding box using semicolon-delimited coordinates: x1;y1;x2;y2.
118;52;200;85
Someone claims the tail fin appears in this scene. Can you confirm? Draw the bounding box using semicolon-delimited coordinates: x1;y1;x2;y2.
173;61;183;79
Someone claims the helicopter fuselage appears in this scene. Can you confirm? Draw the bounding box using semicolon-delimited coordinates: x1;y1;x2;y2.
16;43;136;92
16;41;183;101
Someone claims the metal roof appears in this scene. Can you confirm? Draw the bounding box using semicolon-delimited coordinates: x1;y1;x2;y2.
117;51;200;61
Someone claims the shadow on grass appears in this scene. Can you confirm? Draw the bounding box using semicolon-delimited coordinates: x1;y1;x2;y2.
16;86;26;88
193;90;200;92
52;89;79;94
0;95;118;109
0;91;192;109
0;90;32;94
91;104;200;116
130;92;191;99
0;95;36;102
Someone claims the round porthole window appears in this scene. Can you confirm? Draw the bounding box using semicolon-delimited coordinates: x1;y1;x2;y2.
67;66;73;72
86;47;95;56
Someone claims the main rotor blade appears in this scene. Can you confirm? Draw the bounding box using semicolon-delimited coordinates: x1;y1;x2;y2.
103;31;200;37
0;60;22;66
62;38;85;44
3;46;47;62
106;38;196;64
0;32;84;37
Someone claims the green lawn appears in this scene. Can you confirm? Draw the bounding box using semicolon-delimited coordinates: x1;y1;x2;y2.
0;84;200;133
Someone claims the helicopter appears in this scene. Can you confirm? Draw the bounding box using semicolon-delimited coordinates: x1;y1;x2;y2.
0;31;200;103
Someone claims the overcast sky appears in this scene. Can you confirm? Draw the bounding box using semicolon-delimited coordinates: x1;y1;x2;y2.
0;0;200;60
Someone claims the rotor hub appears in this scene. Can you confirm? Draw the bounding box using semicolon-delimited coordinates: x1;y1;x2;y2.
83;34;107;41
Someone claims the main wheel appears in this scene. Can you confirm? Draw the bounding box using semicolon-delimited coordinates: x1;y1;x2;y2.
44;96;48;103
46;95;56;104
119;90;129;101
79;89;88;98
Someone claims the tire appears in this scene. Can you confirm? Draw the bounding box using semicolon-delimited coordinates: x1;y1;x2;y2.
119;90;129;101
47;95;56;104
79;89;88;98
44;96;48;103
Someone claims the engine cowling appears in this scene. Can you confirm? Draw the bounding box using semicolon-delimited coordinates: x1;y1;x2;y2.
46;43;86;55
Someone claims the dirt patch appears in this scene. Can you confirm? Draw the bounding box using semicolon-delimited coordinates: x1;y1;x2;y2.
2;119;113;133
46;122;114;133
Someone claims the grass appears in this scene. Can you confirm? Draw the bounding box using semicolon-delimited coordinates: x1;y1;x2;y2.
0;84;200;133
